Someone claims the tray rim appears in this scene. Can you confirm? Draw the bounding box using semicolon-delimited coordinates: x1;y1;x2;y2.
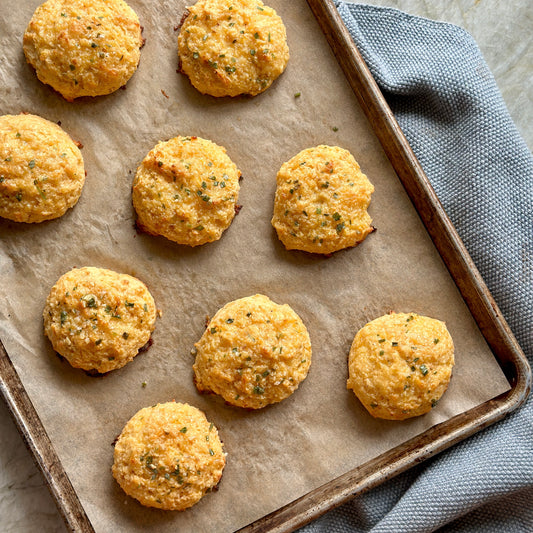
0;1;530;532
0;341;94;532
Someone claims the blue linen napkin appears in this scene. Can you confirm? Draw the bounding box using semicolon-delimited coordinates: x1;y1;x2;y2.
302;3;533;532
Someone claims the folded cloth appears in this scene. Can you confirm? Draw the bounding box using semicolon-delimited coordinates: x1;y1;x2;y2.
301;3;533;532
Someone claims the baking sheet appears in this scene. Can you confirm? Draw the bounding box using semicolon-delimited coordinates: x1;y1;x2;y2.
0;1;510;531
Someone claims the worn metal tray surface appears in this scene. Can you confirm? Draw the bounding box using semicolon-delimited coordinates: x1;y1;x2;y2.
0;1;530;532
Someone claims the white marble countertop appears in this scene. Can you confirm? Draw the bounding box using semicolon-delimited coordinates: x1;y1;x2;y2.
1;1;531;532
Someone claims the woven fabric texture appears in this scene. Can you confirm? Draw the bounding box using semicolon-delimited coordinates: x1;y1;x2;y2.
301;3;533;532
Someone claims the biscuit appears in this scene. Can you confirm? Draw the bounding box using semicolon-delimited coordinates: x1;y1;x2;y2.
347;313;454;420
132;135;241;246
271;145;374;254
193;294;312;409
23;0;143;101
178;0;289;97
0;113;85;223
112;402;226;510
43;267;157;373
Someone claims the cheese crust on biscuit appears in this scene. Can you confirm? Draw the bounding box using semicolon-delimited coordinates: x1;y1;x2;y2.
132;135;241;246
0;114;85;223
193;294;312;409
112;402;226;510
272;145;374;254
347;313;454;420
178;0;289;97
23;0;143;101
43;267;156;373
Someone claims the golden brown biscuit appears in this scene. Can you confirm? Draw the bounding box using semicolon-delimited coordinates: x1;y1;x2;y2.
178;0;289;97
0;113;85;223
132;135;241;246
271;145;374;255
43;267;157;373
347;313;454;420
193;294;312;409
23;0;143;101
112;402;226;510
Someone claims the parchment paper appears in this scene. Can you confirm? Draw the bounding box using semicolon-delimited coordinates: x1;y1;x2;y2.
0;1;510;531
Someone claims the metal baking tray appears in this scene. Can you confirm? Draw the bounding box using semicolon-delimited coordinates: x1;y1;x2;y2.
0;1;530;531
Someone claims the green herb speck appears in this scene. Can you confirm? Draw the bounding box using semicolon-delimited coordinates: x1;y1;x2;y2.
82;294;97;308
33;180;46;200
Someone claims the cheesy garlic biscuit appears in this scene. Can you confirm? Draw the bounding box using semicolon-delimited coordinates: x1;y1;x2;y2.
271;145;374;254
112;402;226;510
193;294;312;409
43;267;156;373
23;0;143;101
347;313;454;420
178;0;289;97
0;114;85;223
132;135;241;246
